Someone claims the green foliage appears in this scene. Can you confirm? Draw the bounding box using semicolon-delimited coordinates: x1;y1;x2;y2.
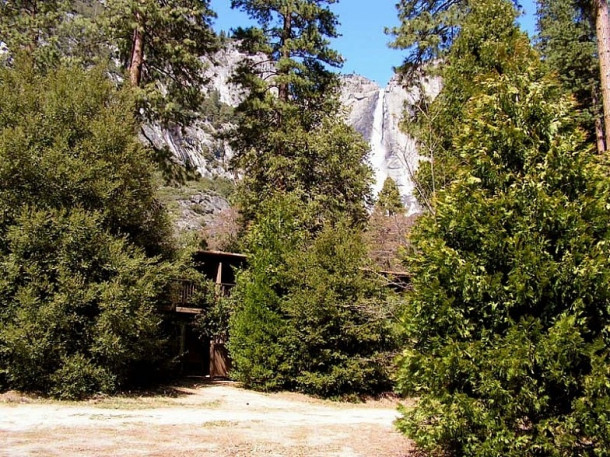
376;177;405;216
280;223;400;397
229;194;399;397
0;60;175;398
388;0;468;76
387;0;521;77
536;0;603;148
103;0;219;126
229;0;372;226
405;0;536;204
0;0;70;66
0;1;112;69
228;195;304;390
0;59;171;256
395;2;610;454
234;114;372;226
0;208;171;398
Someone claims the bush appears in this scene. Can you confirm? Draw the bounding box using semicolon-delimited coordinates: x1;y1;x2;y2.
0;208;170;397
229;194;400;397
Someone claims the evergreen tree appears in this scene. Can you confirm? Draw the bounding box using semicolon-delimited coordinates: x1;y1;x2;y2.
400;0;535;204
227;2;386;397
387;0;521;77
229;0;372;225
376;177;405;216
0;0;72;66
229;194;399;396
0;59;171;255
103;0;219;126
228;195;303;391
537;0;605;152
0;60;176;398
396;1;610;455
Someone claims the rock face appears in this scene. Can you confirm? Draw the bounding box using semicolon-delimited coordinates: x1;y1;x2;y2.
150;44;441;216
341;73;441;215
175;193;230;233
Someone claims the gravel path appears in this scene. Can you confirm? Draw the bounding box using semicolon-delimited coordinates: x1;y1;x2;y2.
0;382;414;457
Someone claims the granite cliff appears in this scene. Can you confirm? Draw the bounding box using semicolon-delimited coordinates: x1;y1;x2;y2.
151;45;440;218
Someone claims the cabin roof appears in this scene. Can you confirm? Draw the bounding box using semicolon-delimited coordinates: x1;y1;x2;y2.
196;250;247;260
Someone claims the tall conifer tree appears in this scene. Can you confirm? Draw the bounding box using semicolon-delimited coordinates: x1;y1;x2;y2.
229;0;371;225
396;1;610;454
395;0;535;204
387;0;521;77
104;0;218;126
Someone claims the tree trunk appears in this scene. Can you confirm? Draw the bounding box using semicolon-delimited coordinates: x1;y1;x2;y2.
25;0;39;54
129;8;145;87
593;89;606;153
595;0;610;151
278;10;291;102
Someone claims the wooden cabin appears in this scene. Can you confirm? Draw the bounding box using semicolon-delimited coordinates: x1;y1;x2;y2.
162;250;247;378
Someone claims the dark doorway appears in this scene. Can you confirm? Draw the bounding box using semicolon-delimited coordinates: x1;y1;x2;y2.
183;324;210;376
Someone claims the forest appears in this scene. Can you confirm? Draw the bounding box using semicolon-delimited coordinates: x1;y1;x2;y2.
0;0;609;456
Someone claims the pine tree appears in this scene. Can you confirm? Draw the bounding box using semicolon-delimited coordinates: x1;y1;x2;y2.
376;177;405;216
229;194;399;396
0;0;72;66
537;0;605;152
229;0;372;225
387;0;521;77
103;0;219;126
396;1;610;454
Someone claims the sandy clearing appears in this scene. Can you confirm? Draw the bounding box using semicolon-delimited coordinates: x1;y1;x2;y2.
0;382;415;457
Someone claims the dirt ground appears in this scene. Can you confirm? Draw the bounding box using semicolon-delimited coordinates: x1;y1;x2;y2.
0;381;415;457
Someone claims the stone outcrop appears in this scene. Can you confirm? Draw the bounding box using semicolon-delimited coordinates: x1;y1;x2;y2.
150;43;441;217
175;192;230;233
340;73;441;215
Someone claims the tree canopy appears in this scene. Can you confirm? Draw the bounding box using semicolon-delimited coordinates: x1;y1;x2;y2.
0;61;175;398
395;1;610;455
229;0;372;226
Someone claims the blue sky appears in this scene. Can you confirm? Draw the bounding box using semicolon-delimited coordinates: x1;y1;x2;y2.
209;0;538;87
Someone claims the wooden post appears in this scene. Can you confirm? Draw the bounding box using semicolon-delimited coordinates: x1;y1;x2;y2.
179;322;186;373
215;262;223;297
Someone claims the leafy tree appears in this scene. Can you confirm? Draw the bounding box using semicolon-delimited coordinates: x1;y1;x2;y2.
0;1;113;69
0;60;176;398
229;0;372;225
0;208;171;398
280;222;399;397
396;1;610;455
229;194;399;396
0;59;171;255
536;0;605;152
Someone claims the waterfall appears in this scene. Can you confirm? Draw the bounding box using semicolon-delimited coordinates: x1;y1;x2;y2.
369;89;389;196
